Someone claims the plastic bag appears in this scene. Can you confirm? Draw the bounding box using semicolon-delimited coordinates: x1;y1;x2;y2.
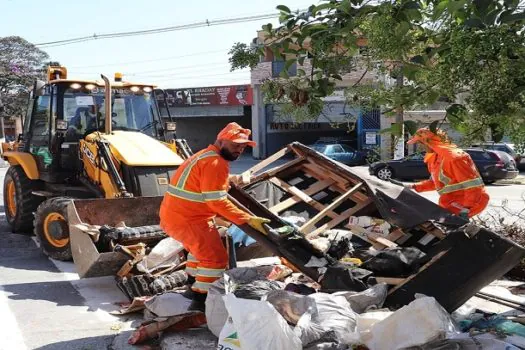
366;297;458;350
136;237;183;274
223;293;302;350
205;266;282;337
227;225;256;247
218;316;242;350
144;292;191;318
348;216;391;235
320;263;373;292
361;247;427;277
264;290;317;325
334;283;388;314
308;293;359;345
231;280;284;300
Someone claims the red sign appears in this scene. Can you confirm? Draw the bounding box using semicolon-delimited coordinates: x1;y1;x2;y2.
162;85;253;107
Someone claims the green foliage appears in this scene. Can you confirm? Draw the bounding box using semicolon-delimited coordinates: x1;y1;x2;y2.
0;36;50;118
229;0;525;145
228;42;260;72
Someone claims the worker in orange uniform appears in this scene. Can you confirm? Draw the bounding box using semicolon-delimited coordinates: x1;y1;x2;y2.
406;128;489;219
159;122;270;311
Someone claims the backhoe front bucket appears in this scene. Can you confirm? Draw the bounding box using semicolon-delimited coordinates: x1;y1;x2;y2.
68;196;163;278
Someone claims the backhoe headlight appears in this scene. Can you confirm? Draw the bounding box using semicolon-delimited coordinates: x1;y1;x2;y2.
166;122;176;131
143;87;152;93
130;86;140;92
70;83;82;89
56;119;68;130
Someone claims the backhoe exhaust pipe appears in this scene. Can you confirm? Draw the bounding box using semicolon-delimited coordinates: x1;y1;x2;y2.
100;74;112;134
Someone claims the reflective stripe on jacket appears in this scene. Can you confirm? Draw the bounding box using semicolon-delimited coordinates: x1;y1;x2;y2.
159;144;251;227
413;146;489;217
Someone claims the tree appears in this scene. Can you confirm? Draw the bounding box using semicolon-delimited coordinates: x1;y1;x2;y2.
0;36;50;119
229;0;525;151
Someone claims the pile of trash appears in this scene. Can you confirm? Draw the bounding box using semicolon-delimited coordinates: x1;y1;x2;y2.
110;247;525;349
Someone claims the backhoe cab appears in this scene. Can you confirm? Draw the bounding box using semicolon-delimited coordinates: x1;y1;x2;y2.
1;65;184;261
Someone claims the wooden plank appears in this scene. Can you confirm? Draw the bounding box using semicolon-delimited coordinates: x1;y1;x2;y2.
346;224;398;249
269;177;339;219
269;178;335;214
387;250;449;295
418;222;446;240
301;162;371;203
302;162;350;189
386;228;406;243
307;198;373;238
375;277;405;286
249;157;306;184
300;182;363;233
242;147;289;177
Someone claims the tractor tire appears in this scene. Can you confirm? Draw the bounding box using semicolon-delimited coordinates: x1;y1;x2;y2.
34;197;73;261
3;165;43;233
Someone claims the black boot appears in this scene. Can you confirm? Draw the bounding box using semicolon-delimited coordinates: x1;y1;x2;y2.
188;292;206;313
182;276;196;299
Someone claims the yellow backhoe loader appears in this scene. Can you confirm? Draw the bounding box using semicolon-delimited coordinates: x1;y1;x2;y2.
1;66;186;262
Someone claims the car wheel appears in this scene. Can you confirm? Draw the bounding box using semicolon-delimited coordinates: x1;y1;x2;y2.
376;166;394;180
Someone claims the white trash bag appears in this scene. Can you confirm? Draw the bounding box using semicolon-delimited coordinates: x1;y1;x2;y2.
136;237;183;274
221;293;302;350
218;316;242;350
366;296;458;350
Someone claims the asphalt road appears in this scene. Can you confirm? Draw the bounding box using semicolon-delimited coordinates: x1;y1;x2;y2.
0;163;524;349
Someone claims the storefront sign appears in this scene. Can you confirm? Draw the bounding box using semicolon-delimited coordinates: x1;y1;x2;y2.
158;85;253;107
365;131;377;145
269;122;322;131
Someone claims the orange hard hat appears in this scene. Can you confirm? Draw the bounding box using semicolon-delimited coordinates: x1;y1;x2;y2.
407;127;449;145
217;122;256;147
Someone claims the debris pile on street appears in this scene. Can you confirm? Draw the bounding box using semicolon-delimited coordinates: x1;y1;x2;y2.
68;143;525;349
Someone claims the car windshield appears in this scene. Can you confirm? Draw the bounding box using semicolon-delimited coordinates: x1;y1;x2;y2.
340;144;355;153
62;87;159;137
311;144;327;153
406;153;424;160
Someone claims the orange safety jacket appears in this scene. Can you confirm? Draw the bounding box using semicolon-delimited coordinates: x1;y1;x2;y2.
413;146;489;217
159;144;251;228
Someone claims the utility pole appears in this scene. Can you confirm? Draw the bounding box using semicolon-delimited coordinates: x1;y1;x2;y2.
393;65;405;160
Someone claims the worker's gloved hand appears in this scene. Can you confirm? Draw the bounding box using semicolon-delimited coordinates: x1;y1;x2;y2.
389;179;414;189
247;216;271;234
459;209;470;220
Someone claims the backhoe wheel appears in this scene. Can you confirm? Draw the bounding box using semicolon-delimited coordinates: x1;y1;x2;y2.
34;197;73;261
3;165;43;233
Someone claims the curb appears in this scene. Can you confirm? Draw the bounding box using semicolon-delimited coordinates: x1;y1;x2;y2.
495;180;525;185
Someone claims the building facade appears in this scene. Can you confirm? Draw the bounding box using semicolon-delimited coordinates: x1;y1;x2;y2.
249;32;381;159
155;85;253;152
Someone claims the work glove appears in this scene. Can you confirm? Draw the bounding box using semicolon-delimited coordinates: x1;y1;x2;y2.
458;209;470;220
247;216;271;234
389;179;414;189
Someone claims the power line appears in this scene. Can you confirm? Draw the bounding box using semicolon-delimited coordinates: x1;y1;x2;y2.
68;49;230;68
150;70;249;82
35;12;281;48
71;61;230;76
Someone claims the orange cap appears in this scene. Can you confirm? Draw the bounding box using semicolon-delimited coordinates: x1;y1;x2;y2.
217;122;256;147
407;127;449;145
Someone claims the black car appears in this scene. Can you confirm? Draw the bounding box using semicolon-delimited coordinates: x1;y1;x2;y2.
369;148;519;183
471;142;525;170
309;142;379;166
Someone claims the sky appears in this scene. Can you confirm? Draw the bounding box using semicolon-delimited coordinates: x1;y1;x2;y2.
0;0;315;89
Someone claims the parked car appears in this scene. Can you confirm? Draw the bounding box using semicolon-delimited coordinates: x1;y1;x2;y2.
471;143;524;170
369;148;518;184
309;142;367;166
309;141;379;166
